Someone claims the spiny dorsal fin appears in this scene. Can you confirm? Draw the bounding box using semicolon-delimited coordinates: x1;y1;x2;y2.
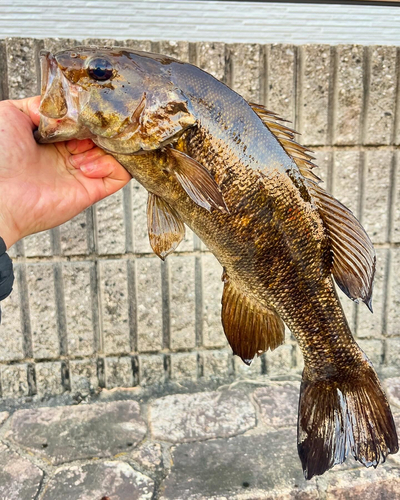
221;275;285;365
147;193;185;260
248;102;321;183
308;181;376;311
167;147;228;213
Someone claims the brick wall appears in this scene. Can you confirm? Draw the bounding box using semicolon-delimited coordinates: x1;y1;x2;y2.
0;38;399;400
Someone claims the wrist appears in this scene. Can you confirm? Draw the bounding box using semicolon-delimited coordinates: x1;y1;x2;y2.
0;215;21;250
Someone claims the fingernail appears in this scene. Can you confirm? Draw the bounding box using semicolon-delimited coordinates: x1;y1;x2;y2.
80;163;93;174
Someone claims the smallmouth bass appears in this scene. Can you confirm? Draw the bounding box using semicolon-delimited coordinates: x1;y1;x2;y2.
35;46;398;478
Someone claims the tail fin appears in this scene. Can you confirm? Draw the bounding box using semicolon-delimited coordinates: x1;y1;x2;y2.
298;361;398;479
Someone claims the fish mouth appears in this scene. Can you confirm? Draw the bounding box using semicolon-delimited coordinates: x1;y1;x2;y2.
35;50;93;144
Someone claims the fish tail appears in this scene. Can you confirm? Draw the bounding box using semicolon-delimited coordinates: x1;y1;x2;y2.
297;359;398;480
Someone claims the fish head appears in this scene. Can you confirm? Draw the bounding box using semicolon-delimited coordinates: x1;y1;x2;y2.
36;46;196;153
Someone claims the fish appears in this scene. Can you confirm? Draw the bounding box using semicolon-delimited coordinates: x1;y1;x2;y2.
35;46;398;479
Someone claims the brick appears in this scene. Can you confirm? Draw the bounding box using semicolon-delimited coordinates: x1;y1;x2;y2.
362;150;392;243
202;254;226;348
0;40;7;100
356;248;387;338
159;41;190;62
136;257;163;352
124;39;152;51
169;255;196;350
385;338;400;369
84;38;120;47
35;361;63;397
202;350;231;380
6;37;39;99
69;359;99;395
63;263;96;356
312;149;332;188
197;42;225;81
0;443;43;500
334;45;364;145
331;149;361;216
150;390;256;442
170;352;198;382
42;461;154;500
392;151;400;243
139;354;165;386
300;45;332;145
27;263;59;359
265;344;294;376
229;43;262;102
234;355;262;378
105;356;133;389
0;364;29;399
387;248;400;337
337;287;356;334
266;44;296;123
132;180;152;253
100;260;130;355
364;46;397;145
23;232;52;257
60;211;90;255
0;267;24;361
95;191;126;254
384;377;400;410
42;38;79;53
254;382;299;427
356;339;383;367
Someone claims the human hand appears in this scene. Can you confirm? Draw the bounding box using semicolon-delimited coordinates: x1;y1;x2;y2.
0;96;132;248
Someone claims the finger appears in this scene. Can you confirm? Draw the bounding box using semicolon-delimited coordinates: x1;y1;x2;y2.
79;155;131;198
66;138;96;155
69;147;106;168
8;96;41;127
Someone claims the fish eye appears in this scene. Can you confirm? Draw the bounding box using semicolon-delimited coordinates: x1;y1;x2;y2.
86;57;113;81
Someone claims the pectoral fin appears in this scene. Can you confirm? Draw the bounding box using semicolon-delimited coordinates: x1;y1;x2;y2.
221;276;285;365
147;193;185;260
309;182;376;311
167;147;228;213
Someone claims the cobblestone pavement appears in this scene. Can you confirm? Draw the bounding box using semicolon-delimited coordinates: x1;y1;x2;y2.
0;376;399;499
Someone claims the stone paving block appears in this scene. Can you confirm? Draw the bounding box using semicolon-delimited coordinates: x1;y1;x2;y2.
356;248;387;338
130;441;164;473
136;257;163;352
0;412;9;426
300;44;332;145
96;191;126;254
6;400;146;465
169;255;196;350
384;377;400;410
202;350;231;380
139;354;165;386
331;149;361;217
0;443;43;500
265;344;294;376
23;231;52;256
362;150;392;243
27;263;59;359
69;358;99;395
0;39;7;100
150;390;256;443
105;356;133;389
60;211;90;255
202;254;226;348
132;180;152;254
387;248;400;337
325;466;400;500
159;40;190;62
334;45;364;145
100;260;130;355
0;364;29;398
159;429;318;500
364;45;397;145
41;461;154;500
0;269;24;361
392;151;400;243
6;37;39;99
229;43;262;102
234;355;262;378
63;262;96;356
253;382;299;427
356;339;383;367
385;338;400;369
266;44;296;123
35;361;63;397
197;41;225;81
170;352;198;382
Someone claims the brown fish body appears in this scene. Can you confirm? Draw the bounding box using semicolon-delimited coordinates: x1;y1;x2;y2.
36;47;398;478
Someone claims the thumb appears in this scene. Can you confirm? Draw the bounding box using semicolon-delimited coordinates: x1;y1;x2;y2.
8;96;41;127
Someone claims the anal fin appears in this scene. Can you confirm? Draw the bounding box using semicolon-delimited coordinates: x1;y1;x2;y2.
221;277;285;365
147;193;185;260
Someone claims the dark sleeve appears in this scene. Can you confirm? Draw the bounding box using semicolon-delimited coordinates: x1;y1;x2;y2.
0;238;15;322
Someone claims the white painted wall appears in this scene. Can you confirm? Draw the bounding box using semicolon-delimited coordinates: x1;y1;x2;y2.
1;0;400;45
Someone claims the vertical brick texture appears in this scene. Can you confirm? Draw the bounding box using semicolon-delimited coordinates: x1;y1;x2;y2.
0;38;399;399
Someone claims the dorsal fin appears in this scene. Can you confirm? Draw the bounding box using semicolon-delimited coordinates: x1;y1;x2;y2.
248;102;321;183
221;274;285;365
147;193;185;260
